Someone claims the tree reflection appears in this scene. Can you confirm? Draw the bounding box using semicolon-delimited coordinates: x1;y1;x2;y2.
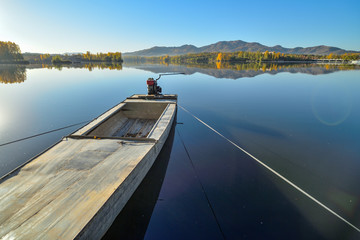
38;62;123;71
178;62;360;73
0;62;123;84
0;65;26;84
124;62;360;80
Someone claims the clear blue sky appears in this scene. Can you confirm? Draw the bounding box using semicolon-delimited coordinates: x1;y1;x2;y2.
0;0;359;53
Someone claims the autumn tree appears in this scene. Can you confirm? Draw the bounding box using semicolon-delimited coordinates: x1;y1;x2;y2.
52;55;63;64
0;41;24;62
216;52;223;62
274;52;281;60
263;50;269;60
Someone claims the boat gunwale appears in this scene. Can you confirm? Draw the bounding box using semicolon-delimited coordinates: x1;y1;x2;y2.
147;103;171;138
65;135;158;143
127;94;178;100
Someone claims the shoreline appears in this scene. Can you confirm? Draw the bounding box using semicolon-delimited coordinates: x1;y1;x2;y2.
0;60;123;65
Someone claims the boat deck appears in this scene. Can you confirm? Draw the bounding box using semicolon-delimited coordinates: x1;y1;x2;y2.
0;138;155;240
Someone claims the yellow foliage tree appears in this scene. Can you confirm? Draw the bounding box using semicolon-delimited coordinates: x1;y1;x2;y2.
264;50;269;60
216;53;223;62
274;52;281;60
327;53;334;59
0;41;23;61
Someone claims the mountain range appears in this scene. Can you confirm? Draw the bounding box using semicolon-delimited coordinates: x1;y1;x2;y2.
123;40;359;57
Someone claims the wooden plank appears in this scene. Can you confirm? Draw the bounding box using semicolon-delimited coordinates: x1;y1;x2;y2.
66;135;157;142
124;99;176;104
112;118;136;137
125;119;147;137
0;139;155;239
121;102;167;119
148;104;176;140
127;94;177;100
123;119;139;137
111;118;157;138
137;119;157;138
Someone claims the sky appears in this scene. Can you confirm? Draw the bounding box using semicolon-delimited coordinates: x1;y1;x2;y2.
0;0;359;54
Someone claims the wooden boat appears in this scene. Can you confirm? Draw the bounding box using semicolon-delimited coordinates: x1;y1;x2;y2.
0;94;177;240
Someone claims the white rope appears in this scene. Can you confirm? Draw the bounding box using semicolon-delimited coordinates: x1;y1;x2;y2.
178;104;360;233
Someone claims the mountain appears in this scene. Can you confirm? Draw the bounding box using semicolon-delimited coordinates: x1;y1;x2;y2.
126;45;198;57
124;40;359;56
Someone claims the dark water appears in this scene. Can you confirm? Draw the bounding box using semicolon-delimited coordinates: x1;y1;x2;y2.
0;64;359;239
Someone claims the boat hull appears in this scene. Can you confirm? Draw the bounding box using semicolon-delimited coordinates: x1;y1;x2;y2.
76;103;176;239
0;94;177;240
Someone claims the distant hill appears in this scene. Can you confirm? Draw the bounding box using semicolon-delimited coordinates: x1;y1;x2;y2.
124;40;359;56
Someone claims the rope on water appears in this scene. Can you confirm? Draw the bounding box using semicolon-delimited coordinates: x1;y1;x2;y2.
178;104;360;233
177;129;226;240
0;120;92;147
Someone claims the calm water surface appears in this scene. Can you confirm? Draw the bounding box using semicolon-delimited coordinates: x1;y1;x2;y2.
0;64;359;239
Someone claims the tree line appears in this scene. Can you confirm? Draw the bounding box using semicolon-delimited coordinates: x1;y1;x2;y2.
24;51;123;64
124;51;360;65
0;41;27;63
80;51;122;62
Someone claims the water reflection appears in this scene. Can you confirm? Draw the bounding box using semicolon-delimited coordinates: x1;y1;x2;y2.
1;63;359;238
36;62;123;71
0;65;26;84
124;62;360;80
0;63;124;84
102;124;175;239
1;62;358;84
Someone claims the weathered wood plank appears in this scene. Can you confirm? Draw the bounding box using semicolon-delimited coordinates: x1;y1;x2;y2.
125;119;146;137
0;139;155;239
148;104;176;140
112;118;136;137
137;119;157;137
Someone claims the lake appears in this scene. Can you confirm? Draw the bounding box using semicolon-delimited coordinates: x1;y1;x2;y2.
0;63;359;239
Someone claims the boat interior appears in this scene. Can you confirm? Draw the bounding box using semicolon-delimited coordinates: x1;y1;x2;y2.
85;102;168;138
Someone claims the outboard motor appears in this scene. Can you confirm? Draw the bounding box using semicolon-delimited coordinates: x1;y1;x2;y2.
147;78;162;95
147;73;185;95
